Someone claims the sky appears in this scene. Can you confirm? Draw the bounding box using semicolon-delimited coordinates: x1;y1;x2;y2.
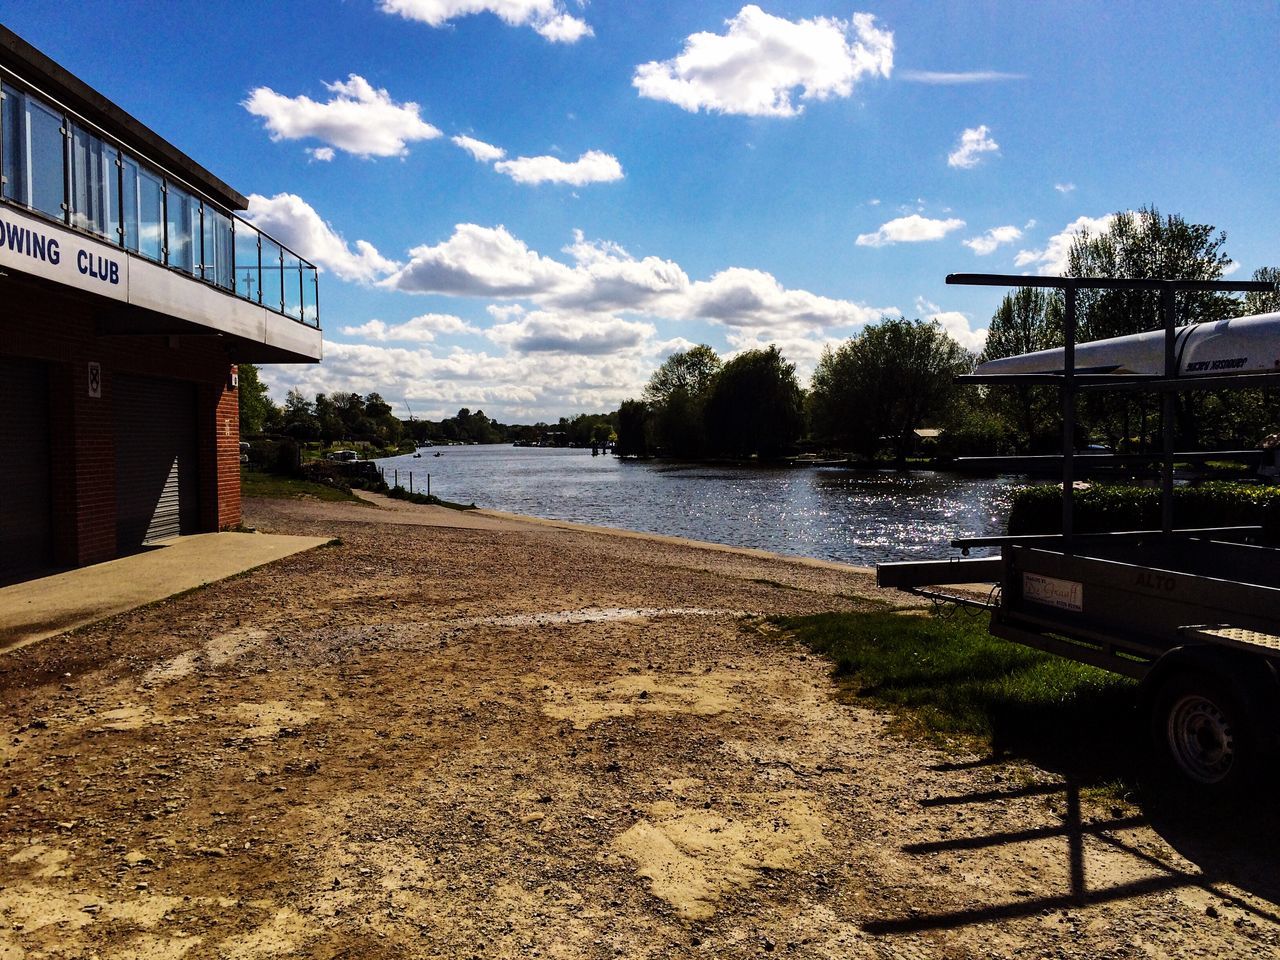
3;1;1278;422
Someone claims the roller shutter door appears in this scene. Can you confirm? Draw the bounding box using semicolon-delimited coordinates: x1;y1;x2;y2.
0;358;52;583
114;375;197;551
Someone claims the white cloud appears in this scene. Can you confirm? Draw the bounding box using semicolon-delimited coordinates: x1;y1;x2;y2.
385;224;886;338
1014;214;1117;275
264;340;661;422
633;6;892;117
307;147;336;162
915;298;987;352
1054;182;1076;193
856;214;965;248
1222;260;1242;277
244;193;399;283
963;224;1022;256
378;0;592;43
386;224;576;297
947;125;999;169
452;134;506;162
243;75;441;158
689;267;881;333
493;150;624;185
341;313;479;342
487;309;655;355
900;70;1025;84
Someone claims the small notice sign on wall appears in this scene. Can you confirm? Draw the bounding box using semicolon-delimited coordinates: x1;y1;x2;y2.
88;361;101;398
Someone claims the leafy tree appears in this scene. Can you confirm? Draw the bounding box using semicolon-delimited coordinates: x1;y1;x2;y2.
1242;266;1280;316
643;345;722;458
810;317;972;466
704;346;804;459
614;400;653;457
281;389;321;442
1066;205;1236;341
978;288;1063;451
236;363;276;437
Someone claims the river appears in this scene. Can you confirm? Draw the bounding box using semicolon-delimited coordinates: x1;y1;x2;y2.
374;446;1024;566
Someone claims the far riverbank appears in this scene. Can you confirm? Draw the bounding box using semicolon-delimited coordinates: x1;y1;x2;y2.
375;445;1022;565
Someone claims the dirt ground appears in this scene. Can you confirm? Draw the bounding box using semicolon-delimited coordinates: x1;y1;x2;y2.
2;493;1279;959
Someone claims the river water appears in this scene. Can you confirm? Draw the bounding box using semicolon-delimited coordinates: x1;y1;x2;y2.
374;446;1024;566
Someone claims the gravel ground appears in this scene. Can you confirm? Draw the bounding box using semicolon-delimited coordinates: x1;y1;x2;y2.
1;493;1278;959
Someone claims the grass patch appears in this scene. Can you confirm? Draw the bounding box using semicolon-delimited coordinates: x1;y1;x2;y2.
776;610;1138;785
387;485;478;511
241;470;360;503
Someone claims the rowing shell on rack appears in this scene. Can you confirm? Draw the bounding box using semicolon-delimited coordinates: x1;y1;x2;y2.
974;311;1280;377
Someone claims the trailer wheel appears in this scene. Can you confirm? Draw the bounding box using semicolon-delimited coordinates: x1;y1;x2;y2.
1150;670;1255;796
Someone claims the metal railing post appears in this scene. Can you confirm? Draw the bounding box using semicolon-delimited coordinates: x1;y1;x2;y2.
1161;284;1177;535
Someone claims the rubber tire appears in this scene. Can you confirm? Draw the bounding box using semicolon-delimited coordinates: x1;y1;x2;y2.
1148;669;1258;800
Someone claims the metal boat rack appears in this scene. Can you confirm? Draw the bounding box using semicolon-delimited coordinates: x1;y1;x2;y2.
877;272;1280;681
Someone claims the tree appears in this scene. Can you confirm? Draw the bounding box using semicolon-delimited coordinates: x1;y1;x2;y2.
236;363;275;437
644;345;722;458
810;317;972;466
1065;206;1238;448
281;389;320;442
1066;205;1236;341
978;288;1063;451
614;400;653;457
1242;266;1280;316
704;346;804;459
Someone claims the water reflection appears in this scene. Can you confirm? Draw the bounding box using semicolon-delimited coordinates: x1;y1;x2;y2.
376;446;1022;566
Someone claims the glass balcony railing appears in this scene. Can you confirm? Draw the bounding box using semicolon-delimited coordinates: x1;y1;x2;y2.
0;74;319;328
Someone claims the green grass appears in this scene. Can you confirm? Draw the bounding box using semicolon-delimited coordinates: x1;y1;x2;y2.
775;610;1138;784
387;485;478;511
241;470;361;503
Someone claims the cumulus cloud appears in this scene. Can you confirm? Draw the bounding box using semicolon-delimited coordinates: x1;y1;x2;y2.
633;6;892;117
386;224;887;338
245;193;399;282
916;298;987;353
263;340;659;422
855;214;965;248
378;0;592;43
341;313;479;342
487;309;655;355
947;125;999;169
1054;182;1077;193
900;70;1025;84
386;224;576;297
243;75;441;158
307;147;336;162
1014;214;1117;275
452;134;506;162
493;150;624;185
963;224;1022;256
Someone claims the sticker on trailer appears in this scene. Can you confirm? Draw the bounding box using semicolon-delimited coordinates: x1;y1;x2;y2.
1023;573;1083;612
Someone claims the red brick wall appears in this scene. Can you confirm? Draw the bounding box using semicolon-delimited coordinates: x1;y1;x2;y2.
2;275;243;566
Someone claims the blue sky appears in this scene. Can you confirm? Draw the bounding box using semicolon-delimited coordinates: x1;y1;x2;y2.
4;1;1277;420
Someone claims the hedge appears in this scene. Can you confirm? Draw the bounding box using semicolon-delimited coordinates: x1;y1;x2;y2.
1007;481;1280;543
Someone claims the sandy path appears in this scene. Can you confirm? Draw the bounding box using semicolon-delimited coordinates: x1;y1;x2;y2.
0;494;1277;958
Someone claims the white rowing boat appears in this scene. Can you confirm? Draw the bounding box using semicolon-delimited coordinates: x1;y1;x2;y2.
975;311;1280;378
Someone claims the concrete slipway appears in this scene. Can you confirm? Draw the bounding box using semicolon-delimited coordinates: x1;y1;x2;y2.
0;531;332;653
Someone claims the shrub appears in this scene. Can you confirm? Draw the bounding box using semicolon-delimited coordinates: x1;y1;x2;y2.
1007;481;1280;543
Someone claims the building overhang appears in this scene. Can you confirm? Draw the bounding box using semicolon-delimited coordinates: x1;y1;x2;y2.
0;204;321;363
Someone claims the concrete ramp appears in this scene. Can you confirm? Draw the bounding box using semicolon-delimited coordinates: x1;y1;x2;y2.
0;532;332;653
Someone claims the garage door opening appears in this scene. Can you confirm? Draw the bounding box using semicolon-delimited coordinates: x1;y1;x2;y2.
114;374;198;552
0;357;52;583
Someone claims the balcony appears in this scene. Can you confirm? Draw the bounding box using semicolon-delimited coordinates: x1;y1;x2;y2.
0;70;321;362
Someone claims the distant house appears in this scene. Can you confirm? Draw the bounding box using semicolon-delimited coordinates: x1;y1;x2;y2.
0;26;322;582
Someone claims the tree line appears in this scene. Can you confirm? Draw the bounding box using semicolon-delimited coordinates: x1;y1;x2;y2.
237;372;617;452
241;206;1280;465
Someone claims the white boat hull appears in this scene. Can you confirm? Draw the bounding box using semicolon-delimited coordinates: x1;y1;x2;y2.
975;311;1280;378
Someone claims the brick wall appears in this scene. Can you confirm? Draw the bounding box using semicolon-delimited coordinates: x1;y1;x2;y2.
2;274;243;567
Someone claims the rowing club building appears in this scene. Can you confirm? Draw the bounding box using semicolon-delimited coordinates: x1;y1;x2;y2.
0;26;322;583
